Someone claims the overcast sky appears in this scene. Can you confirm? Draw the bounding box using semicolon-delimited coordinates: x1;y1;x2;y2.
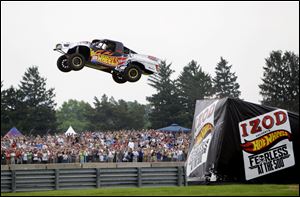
1;1;299;109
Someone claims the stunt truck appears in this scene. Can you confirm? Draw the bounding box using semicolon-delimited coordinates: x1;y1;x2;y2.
54;39;161;83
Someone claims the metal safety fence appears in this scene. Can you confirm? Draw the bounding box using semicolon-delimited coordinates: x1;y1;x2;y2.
1;162;186;193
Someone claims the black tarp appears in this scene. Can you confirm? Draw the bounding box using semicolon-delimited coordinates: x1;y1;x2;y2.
186;98;299;183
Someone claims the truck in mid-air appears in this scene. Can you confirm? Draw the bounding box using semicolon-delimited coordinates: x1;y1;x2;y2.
54;39;161;83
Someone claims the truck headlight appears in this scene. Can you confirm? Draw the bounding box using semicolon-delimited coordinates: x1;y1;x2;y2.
56;44;62;50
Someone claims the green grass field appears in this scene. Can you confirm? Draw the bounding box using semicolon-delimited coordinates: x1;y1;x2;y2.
1;184;299;196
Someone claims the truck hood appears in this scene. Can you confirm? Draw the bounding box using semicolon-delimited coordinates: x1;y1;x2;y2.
55;41;91;50
131;54;162;65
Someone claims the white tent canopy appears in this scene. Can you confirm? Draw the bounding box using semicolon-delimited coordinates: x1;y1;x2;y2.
65;126;77;136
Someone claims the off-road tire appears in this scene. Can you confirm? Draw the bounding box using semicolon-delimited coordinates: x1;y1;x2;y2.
124;64;142;82
112;72;127;84
69;53;85;71
57;55;72;72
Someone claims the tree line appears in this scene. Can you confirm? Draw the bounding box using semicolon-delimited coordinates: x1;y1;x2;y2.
1;50;298;136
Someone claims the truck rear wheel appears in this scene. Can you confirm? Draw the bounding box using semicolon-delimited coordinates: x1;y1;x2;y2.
124;64;142;82
112;72;127;84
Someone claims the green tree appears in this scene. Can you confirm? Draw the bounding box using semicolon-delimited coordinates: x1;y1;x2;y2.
143;104;152;129
126;101;146;129
213;57;241;99
56;99;94;132
1;81;7;136
113;99;131;130
90;95;147;131
177;60;214;126
90;94;116;130
259;51;299;112
147;61;183;128
1;84;25;136
18;66;57;135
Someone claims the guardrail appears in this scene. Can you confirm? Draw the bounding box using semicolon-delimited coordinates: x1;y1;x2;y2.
1;162;186;193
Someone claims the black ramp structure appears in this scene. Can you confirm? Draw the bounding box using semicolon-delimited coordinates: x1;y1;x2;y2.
186;98;299;183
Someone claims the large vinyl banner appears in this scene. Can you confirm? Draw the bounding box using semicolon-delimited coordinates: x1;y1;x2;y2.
186;100;218;177
239;109;295;180
186;98;298;183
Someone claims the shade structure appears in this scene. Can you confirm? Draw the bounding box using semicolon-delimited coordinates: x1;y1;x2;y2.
4;127;23;138
157;123;191;132
65;126;77;136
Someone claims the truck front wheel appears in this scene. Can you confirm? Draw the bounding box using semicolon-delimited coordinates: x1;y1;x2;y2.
57;55;72;72
124;64;142;82
112;72;127;84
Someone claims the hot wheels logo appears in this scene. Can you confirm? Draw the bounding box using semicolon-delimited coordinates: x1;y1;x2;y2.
90;50;127;66
99;55;119;65
241;130;292;154
195;123;213;145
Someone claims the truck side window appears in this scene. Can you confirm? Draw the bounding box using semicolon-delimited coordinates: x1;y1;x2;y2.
124;47;129;54
105;42;116;52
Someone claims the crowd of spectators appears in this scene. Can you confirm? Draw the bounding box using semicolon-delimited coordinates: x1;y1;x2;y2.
1;129;191;165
